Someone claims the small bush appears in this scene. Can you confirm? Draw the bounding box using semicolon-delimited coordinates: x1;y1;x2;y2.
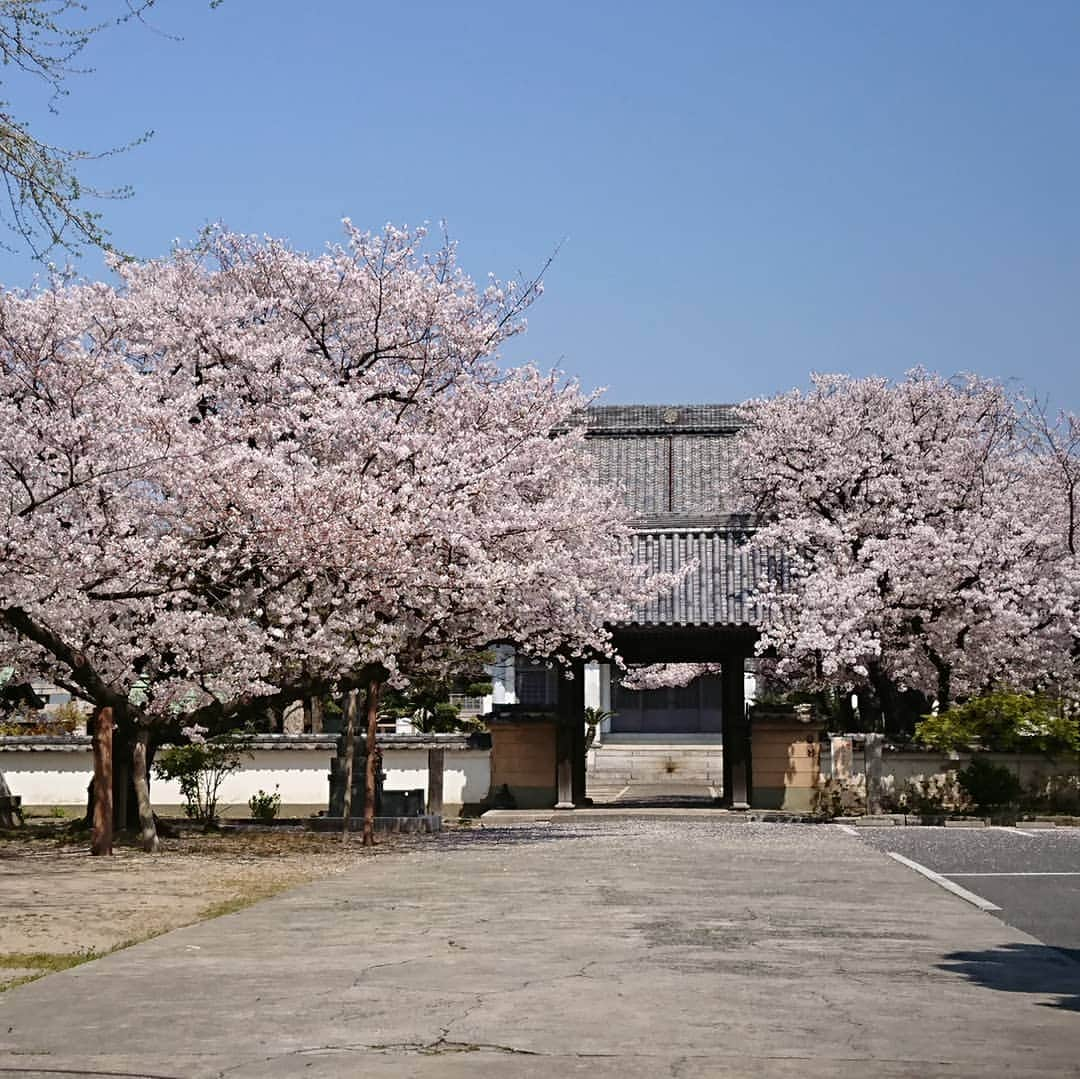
813;775;866;818
248;786;281;822
1022;773;1080;816
957;757;1022;810
153;727;246;824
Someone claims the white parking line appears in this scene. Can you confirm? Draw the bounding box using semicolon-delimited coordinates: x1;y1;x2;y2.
887;852;1002;911
833;824;860;837
992;826;1038;838
947;871;1080;877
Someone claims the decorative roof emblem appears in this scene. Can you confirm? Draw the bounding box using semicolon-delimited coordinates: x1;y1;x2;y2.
662;407;680;424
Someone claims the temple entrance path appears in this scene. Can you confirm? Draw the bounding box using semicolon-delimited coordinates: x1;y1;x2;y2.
601;780;717;805
3;820;1079;1078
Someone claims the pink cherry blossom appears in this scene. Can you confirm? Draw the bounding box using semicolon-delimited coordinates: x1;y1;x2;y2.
0;225;663;837
735;370;1079;726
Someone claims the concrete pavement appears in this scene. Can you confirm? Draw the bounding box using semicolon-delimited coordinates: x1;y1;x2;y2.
3;820;1080;1077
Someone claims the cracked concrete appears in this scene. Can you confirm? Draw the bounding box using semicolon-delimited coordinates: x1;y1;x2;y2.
2;820;1079;1077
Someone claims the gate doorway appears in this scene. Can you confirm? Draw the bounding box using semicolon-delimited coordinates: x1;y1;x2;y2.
609;673;723;736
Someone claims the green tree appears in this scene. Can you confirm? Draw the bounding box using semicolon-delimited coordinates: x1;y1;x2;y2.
917;691;1080;755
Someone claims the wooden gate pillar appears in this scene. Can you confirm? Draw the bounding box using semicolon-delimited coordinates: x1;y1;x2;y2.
556;660;586;808
721;659;750;809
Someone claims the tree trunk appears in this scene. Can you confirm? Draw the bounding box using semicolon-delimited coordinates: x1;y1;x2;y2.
362;679;383;848
132;727;160;853
928;651;952;714
340;689;359;841
112;729;133;832
91;707;114;856
0;768;18;829
866;663;899;733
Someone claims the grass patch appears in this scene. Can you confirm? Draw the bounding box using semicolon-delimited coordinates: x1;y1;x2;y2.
198;878;296;920
0;950;103;991
0;950;101;972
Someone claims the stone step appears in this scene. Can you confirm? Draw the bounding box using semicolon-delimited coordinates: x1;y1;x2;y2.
588;744;724;783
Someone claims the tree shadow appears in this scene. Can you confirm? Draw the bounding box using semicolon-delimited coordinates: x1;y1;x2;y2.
939;943;1080;1011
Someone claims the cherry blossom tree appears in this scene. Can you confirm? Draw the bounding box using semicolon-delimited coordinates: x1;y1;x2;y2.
620;664;721;690
735;371;1079;732
0;224;657;849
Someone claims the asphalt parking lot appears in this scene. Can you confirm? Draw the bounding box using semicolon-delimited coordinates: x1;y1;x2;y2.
849;825;1080;954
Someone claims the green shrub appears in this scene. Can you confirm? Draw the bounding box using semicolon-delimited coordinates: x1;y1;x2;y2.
957;757;1022;810
153;728;246;823
917;692;1080;754
413;701;462;733
248;786;281;822
1022;774;1080;816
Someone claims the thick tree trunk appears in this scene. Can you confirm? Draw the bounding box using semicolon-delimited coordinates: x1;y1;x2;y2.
91;707;114;857
132;727;160;853
112;729;134;832
928;650;952;714
866;663;899;734
362;679;383;848
340;689;359;841
0;768;19;829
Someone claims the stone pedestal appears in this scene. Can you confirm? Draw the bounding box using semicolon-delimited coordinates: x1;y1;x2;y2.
327;742;384;817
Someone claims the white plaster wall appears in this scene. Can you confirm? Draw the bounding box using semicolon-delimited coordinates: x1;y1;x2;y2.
378;748;490;807
2;747;492;810
1;754;94;805
827;744;1077;791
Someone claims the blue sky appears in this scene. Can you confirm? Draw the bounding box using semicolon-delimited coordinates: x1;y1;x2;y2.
3;1;1078;408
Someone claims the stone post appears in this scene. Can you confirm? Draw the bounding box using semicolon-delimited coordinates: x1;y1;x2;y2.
865;733;884;814
283;701;305;735
427;747;445;818
831;735;854;781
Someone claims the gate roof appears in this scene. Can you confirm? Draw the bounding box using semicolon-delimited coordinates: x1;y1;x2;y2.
582;405;771;629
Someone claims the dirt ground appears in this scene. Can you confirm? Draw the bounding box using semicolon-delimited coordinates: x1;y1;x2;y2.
0;823;421;990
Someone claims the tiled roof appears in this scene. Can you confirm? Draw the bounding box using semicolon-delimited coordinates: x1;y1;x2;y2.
626;530;778;627
583;405;744;520
579;405;772;628
584;404;744;433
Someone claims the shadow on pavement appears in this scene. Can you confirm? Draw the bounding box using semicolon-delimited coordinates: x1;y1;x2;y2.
939;943;1080;1011
599;795;721;809
433;826;611;847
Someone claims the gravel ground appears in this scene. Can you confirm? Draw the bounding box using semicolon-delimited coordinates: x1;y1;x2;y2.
0;824;427;988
